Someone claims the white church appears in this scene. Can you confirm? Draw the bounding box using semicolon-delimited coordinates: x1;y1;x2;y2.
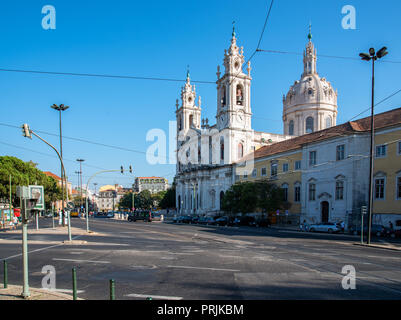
174;28;339;215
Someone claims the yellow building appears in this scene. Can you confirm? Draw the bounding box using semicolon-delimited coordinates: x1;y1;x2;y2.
372;123;401;227
236;138;303;224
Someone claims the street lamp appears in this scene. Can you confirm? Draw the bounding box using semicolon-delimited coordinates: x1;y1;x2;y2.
359;46;388;245
51;104;69;226
76;159;85;215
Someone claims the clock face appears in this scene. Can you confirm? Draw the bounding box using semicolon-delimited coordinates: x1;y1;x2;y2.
220;115;226;127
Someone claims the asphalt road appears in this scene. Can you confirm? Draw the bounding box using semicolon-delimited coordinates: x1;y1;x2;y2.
1;217;401;300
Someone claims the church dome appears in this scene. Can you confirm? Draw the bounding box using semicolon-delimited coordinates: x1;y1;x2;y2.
282;32;338;136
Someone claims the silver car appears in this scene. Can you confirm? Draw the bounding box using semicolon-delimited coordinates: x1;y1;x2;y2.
308;222;341;234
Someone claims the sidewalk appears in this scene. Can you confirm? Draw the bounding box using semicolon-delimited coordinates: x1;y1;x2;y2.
0;285;82;300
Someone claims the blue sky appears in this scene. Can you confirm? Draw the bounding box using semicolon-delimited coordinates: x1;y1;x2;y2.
1;0;400;190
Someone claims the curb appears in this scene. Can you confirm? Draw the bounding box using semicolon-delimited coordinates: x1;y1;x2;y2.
353;243;401;252
0;285;84;300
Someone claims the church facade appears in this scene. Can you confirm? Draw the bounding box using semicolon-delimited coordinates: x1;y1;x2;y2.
174;29;338;216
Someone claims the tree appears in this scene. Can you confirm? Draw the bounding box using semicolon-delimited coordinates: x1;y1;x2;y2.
0;156;62;209
221;181;288;215
159;186;176;209
119;190;154;210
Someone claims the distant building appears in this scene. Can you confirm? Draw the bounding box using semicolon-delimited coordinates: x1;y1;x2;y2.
96;185;127;212
134;177;168;194
43;171;72;211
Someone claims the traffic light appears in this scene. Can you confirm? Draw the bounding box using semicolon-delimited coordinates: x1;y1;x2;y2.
21;124;32;139
121;166;124;174
129;165;133;174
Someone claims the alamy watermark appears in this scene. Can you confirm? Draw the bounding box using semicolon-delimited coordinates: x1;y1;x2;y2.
42;5;56;30
341;265;356;290
341;5;356;30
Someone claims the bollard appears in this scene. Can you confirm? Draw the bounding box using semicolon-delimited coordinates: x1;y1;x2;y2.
3;260;7;289
72;267;77;300
110;279;115;300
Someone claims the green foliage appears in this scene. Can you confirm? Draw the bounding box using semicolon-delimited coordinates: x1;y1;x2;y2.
159;186;176;209
0;156;63;208
119;189;154;210
221;181;290;215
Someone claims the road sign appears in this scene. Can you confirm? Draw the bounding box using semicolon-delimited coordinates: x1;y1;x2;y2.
29;186;45;210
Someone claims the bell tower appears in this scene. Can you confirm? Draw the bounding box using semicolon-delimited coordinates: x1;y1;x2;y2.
176;70;201;134
216;26;252;131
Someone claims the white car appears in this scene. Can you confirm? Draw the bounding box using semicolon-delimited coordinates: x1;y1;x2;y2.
308;222;341;234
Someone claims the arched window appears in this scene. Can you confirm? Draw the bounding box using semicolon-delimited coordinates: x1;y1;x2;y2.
325;116;332;129
178;115;182;130
221;87;226;106
220;138;225;162
289;120;294;136
238;143;244;159
178;195;181;211
306;117;314;134
189;115;194;127
236;85;244;105
219;191;225;210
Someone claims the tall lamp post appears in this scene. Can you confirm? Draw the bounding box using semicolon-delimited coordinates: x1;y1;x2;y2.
359;46;388;245
51;104;69;226
76;159;85;215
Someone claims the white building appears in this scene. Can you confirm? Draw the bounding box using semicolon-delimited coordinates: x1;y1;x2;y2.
175;28;335;215
282;31;338;136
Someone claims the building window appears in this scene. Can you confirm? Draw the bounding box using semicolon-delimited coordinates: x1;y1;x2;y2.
336;145;345;161
294;185;301;202
220;139;224;161
397;176;401;200
374;178;385;200
283;163;289;173
306;117;314;134
295;161;301;171
221;87;226;106
336;180;344;200
326;116;332;128
289;120;294;136
236;85;244;105
238;143;244;159
252;169;257;178
261;167;267;176
243;171;248;179
309;151;317;166
271;163;278;177
398;141;401;155
309;183;316;201
282;184;289;202
375;145;387;158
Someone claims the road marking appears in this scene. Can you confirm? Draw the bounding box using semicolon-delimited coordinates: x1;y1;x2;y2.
131;265;158;269
166;265;240;272
2;236;82;260
53;258;110;264
42;288;85;294
125;293;183;300
69;251;84;255
168;252;195;255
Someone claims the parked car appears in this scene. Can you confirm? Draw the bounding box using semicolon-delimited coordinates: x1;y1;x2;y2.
238;216;257;227
180;215;193;224
215;216;230;226
350;224;388;237
191;216;200;224
128;210;152;222
308;222;341;234
94;212;114;218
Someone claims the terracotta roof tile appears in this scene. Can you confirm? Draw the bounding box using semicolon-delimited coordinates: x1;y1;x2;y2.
248;107;401;161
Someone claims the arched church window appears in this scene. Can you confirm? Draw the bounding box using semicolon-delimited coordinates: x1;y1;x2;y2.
308;88;313;96
306;117;314;134
178;115;182;130
219;191;225;210
221;87;226;106
289;120;294;136
220;138;225;162
236;85;244;105
325;116;332;129
189;115;194;127
238;143;244;159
